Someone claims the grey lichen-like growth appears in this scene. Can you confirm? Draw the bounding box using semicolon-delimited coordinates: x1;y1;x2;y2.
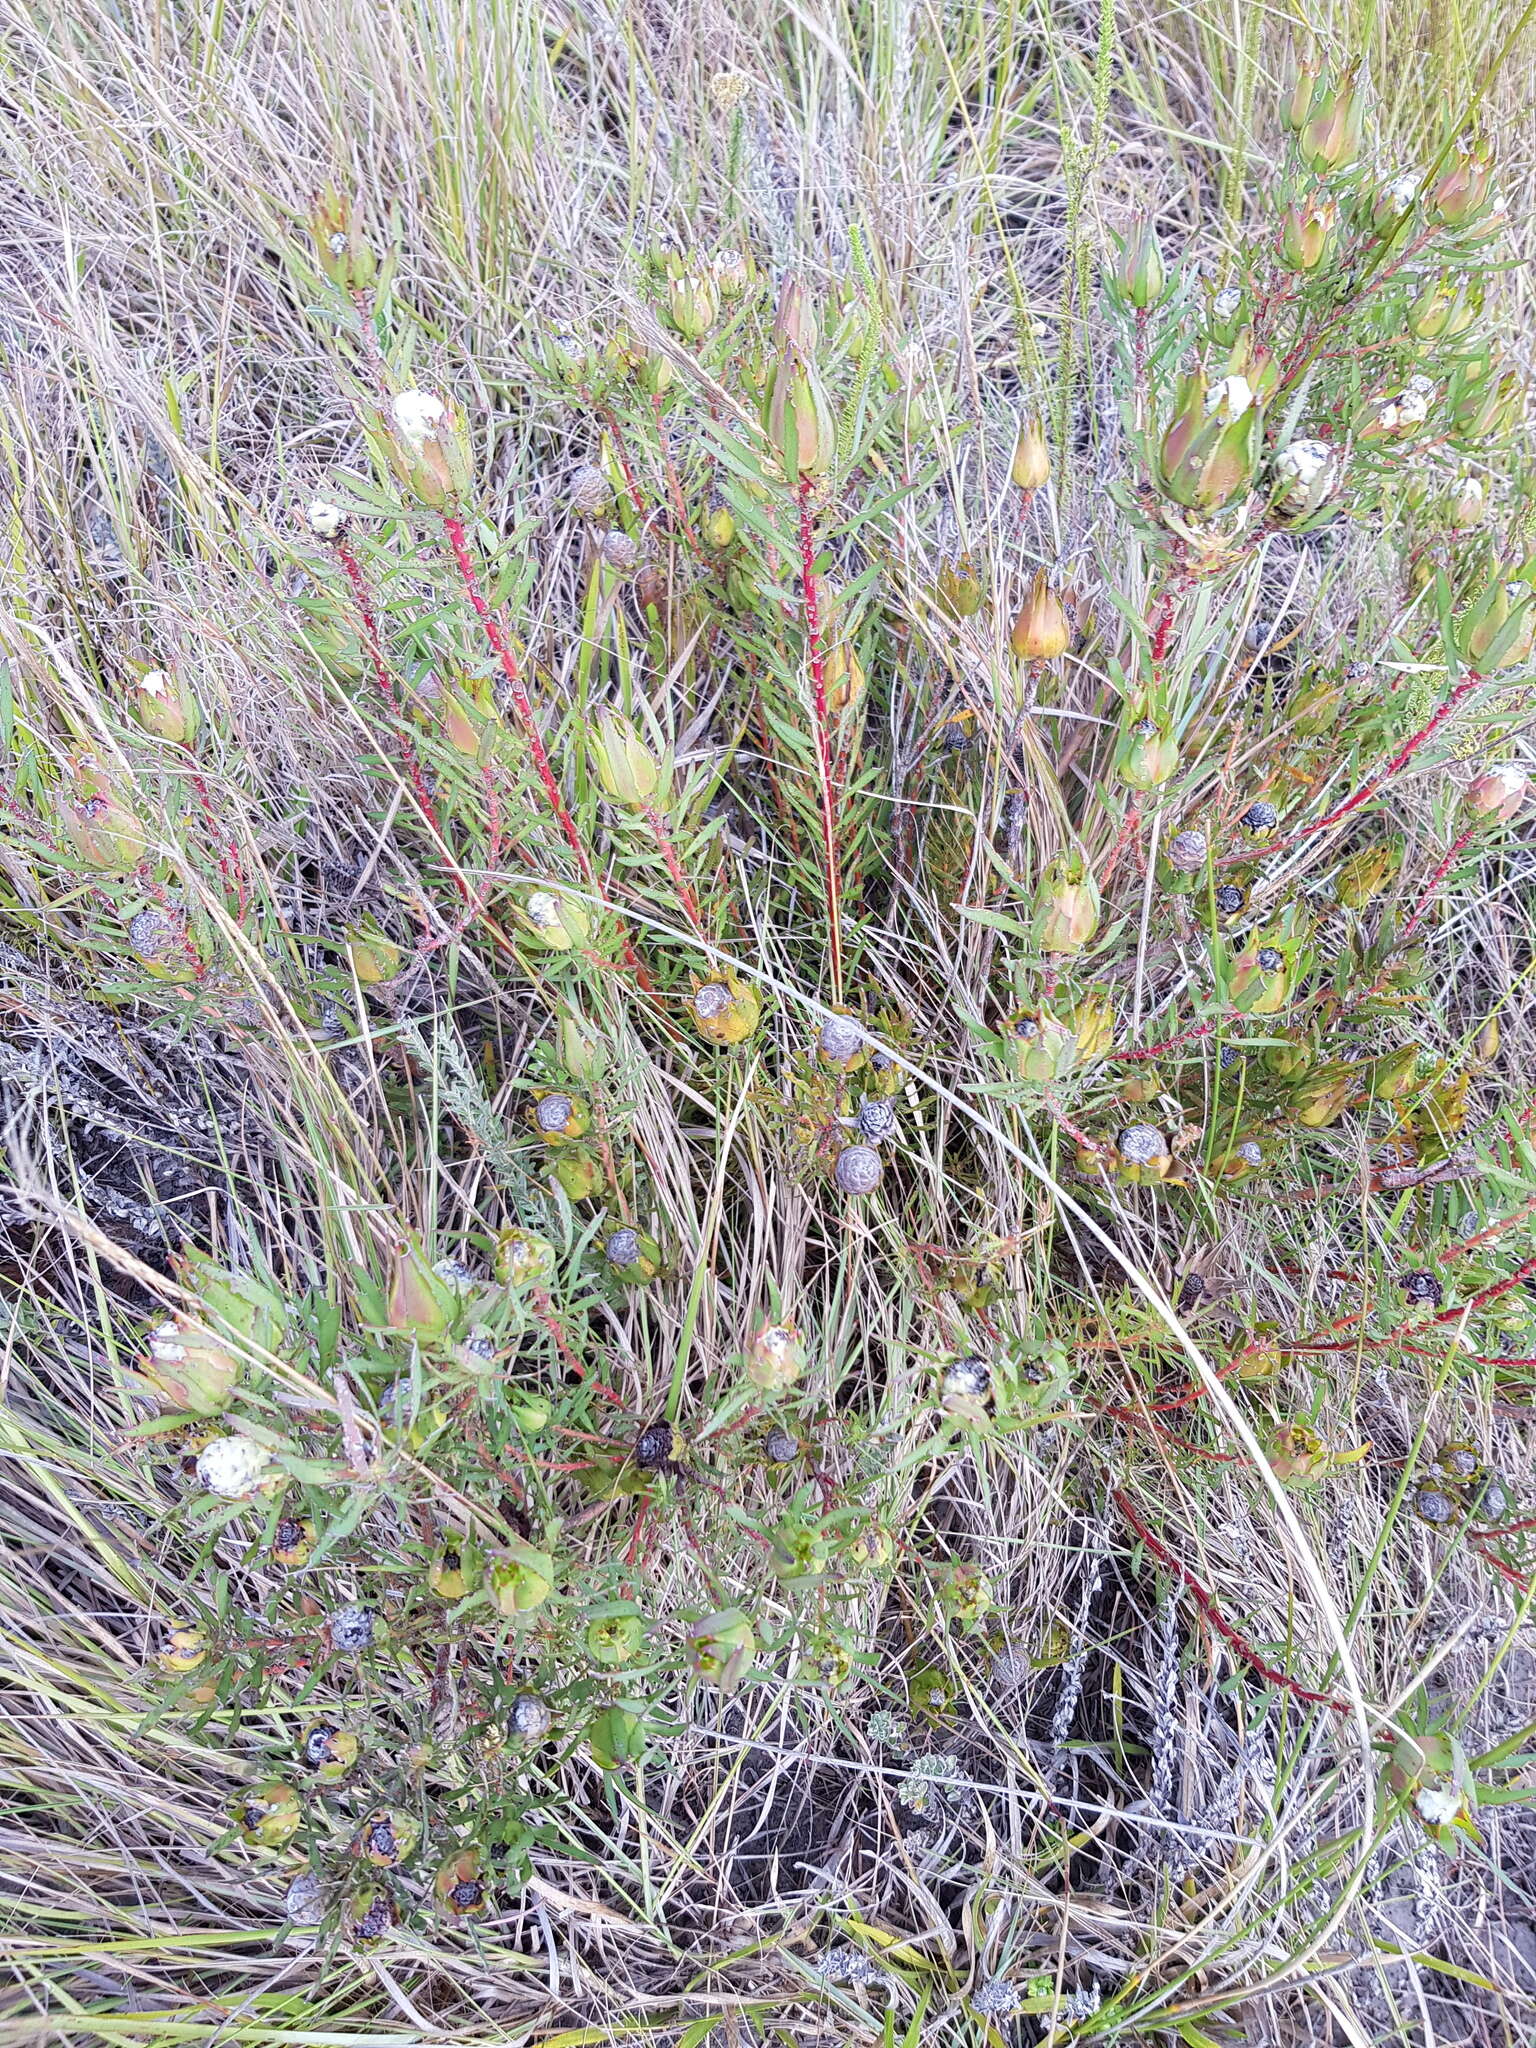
972;1978;1022;2019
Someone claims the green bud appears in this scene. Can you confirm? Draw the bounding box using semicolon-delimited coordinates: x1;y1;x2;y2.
1112;217;1165;310
687;1607;756;1690
1032;852;1100;955
589;707;662;807
585;1602;646;1667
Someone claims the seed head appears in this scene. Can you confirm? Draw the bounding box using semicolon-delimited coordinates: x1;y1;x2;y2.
284;1870;327;1925
510;1692;553;1740
692;981;732;1019
1401;1268;1443;1307
1413;1485;1457;1527
818;1014;865;1064
1167;827;1209;873
853;1098;898;1144
536;1092;574;1133
195;1434;269;1499
606;1227;641;1269
306;499;348;539
635;1419;673;1469
1215;884;1246;914
1240;800;1279;832
833;1144;882;1195
328;1603;376;1653
566;463;612;517
1117;1124;1167;1165
943;1355;990;1400
1256;946;1284;971
764;1424;799;1462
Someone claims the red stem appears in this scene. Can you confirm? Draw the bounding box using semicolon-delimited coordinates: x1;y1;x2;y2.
1113;1489;1350;1713
1401;821;1479;940
1236;671;1487;866
797;477;844;1003
331;535;451;855
641;803;705;937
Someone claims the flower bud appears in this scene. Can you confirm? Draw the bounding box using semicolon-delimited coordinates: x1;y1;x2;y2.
687;974;761;1046
1291;1061;1355;1126
1010;569;1071;661
311;188;376;291
937;555;984;617
1297;71;1362;174
1460;580;1534;669
382;389;472;508
1282;64;1321;134
587;1702;646;1769
514;887;590;952
1115;716;1179;790
1066;990;1115;1059
1113;218;1165;309
1446;474;1485;529
346;922;401;984
1465;764;1528;821
703;501;736;549
763;346;835;479
1273;437;1341;520
1280;195;1338;271
1407;277;1471;342
1431;140;1498;228
1003;1007;1076;1083
1231;939;1292;1016
746;1322;807;1394
587;1602;646;1665
771;276;819;353
557;1009;606;1080
131;667;199;746
688;1607;756;1690
1334;841;1400;908
140;1316;242;1415
666;269;718;339
63;756;145;872
1011;416;1050;491
237;1780;303;1849
552;1145;604;1200
385;1239;458;1336
589;706;662;807
489;1538;555;1615
1032;852;1100;955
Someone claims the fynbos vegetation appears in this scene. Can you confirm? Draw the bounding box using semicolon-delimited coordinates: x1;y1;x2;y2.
3;5;1536;2045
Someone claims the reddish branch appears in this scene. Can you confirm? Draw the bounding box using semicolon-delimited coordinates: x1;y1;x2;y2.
1402;821;1479;940
1113;1489;1350;1713
1235;670;1489;866
331;534;449;851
